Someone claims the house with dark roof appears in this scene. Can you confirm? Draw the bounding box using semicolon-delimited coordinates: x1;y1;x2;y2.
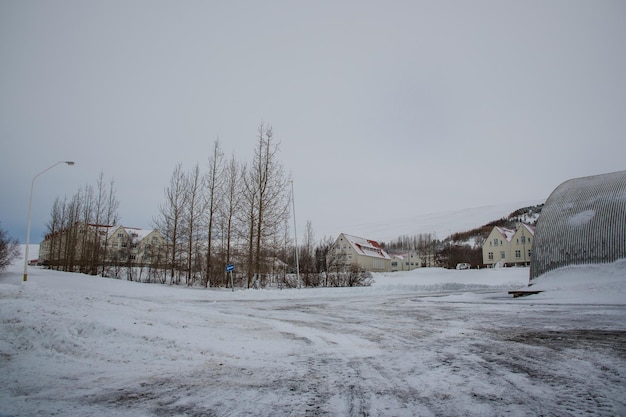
327;233;392;272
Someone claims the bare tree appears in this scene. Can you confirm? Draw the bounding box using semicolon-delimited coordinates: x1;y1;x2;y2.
0;222;20;272
63;191;82;272
44;197;64;269
240;162;258;287
219;153;240;288
414;233;440;267
77;184;95;273
246;123;291;287
99;177;120;276
204;139;224;287
300;220;317;286
154;164;188;285
183;164;206;286
90;173;119;275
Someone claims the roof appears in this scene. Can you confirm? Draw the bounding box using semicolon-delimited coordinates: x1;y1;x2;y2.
340;233;391;260
494;226;515;242
530;170;626;280
492;224;534;241
518;223;535;235
107;225;157;240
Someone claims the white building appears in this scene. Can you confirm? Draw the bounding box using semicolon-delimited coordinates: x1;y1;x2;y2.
327;233;392;272
482;224;534;267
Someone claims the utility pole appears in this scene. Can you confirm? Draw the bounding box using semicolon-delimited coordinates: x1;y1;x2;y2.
291;180;300;288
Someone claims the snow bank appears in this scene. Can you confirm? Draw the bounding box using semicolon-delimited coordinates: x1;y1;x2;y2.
521;259;626;305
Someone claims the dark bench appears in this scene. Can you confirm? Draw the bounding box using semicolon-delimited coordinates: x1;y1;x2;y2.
508;290;544;298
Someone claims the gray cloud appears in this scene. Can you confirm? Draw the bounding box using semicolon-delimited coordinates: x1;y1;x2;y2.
2;0;625;243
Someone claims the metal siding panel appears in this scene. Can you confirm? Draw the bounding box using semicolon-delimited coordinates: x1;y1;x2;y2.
530;170;626;281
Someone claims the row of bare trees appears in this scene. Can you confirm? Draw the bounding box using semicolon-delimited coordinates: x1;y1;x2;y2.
384;233;439;267
39;123;382;287
153;123;293;287
43;172;119;274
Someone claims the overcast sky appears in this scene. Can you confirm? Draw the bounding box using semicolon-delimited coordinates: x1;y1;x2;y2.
1;0;625;244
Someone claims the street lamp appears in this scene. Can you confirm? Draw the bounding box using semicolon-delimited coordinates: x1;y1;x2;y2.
291;180;300;288
23;161;75;282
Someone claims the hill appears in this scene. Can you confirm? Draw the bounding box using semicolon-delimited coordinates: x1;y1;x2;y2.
448;203;543;245
381;201;544;268
347;199;545;243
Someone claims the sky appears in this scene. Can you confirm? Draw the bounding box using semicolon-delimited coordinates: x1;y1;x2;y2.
1;0;625;243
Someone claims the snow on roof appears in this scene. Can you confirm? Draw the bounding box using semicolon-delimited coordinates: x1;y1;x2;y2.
341;233;391;259
123;227;155;240
107;225;156;240
494;226;515;241
519;223;535;235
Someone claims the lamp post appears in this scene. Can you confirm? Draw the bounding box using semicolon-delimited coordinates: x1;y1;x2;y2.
23;161;75;282
291;180;300;288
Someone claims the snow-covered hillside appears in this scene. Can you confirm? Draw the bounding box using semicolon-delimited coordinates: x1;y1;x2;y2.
343;199;545;241
1;247;625;416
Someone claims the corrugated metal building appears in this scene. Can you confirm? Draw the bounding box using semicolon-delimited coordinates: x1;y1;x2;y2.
530;170;626;281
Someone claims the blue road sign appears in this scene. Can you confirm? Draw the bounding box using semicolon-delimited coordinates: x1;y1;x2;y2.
226;263;235;272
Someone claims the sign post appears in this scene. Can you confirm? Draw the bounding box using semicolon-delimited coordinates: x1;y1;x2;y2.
226;263;235;292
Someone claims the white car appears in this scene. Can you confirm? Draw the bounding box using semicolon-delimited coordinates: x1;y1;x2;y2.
456;263;471;270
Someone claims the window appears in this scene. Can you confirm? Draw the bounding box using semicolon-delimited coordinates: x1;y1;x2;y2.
118;233;123;238
121;242;127;248
493;239;498;246
391;261;398;267
515;250;521;258
500;251;505;259
528;250;532;258
488;252;494;260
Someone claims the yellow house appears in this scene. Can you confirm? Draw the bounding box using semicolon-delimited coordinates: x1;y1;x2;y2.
327;233;392;272
106;226;167;265
482;224;534;267
390;251;426;271
510;224;534;266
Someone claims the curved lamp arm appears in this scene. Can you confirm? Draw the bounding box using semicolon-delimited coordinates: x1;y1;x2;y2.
23;161;75;282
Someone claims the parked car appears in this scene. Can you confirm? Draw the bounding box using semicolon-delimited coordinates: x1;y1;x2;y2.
456;263;471;270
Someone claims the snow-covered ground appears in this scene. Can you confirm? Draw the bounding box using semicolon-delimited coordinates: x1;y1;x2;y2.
1;247;625;417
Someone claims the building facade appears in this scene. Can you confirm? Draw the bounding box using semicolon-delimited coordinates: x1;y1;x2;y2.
390;252;427;272
39;223;167;270
482;224;535;267
327;233;392;272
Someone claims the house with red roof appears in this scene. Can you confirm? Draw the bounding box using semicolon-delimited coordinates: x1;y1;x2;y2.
327;233;392;272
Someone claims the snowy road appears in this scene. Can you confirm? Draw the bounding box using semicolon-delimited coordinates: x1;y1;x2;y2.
1;265;626;416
